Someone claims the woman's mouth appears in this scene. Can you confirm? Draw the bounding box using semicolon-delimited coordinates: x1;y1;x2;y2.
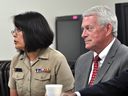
14;40;17;44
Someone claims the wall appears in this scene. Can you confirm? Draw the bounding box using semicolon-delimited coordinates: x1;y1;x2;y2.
0;0;127;60
0;0;98;60
99;0;128;11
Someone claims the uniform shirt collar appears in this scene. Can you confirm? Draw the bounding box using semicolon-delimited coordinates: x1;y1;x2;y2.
38;47;50;59
19;47;50;60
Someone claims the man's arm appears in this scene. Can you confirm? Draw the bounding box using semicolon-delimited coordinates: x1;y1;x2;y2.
78;69;128;96
63;70;128;96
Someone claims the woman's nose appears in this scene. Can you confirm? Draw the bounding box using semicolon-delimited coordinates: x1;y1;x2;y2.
13;32;17;37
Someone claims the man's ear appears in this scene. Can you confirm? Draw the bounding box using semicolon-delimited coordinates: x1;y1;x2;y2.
106;23;113;35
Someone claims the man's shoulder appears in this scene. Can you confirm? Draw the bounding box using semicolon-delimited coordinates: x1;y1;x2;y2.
111;39;128;54
79;51;93;58
120;43;128;50
76;51;93;63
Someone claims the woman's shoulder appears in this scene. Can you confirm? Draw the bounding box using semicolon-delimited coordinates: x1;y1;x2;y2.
11;53;23;63
49;47;65;57
10;53;23;68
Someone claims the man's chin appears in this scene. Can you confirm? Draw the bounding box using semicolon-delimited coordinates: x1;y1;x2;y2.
85;46;91;50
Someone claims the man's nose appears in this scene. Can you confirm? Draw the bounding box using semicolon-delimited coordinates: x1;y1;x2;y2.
81;29;87;38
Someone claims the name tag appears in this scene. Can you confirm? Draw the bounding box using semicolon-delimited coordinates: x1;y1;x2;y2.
14;68;22;72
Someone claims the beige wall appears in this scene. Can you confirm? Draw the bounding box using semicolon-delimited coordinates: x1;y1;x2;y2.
0;0;128;60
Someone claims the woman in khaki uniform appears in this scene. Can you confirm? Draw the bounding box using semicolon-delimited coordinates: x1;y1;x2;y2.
8;11;74;96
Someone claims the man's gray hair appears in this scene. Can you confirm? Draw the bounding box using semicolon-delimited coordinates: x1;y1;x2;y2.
82;5;118;37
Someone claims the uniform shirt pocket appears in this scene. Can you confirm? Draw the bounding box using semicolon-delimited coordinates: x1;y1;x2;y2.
12;72;24;94
34;73;51;95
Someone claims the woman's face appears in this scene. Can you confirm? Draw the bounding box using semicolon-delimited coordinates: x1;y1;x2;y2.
12;26;25;51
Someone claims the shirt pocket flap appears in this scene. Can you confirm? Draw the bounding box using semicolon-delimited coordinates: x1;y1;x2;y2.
12;72;24;80
34;73;50;81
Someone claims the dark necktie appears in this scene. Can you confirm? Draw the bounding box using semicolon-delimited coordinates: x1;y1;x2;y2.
89;55;100;86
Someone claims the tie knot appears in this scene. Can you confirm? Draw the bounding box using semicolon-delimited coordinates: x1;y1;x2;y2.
94;55;100;62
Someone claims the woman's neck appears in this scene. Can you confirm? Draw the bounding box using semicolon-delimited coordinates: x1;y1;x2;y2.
26;49;41;61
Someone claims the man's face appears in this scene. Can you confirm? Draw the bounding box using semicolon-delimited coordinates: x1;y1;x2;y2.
81;15;108;53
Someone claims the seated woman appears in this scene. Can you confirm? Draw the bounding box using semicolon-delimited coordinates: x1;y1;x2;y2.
8;11;74;96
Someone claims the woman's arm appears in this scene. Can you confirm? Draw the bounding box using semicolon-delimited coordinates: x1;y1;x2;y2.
10;89;18;96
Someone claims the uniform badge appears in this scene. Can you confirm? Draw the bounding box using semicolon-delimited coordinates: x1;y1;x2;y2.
35;68;51;73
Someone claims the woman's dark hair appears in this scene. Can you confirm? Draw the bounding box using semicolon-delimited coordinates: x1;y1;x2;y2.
13;11;54;54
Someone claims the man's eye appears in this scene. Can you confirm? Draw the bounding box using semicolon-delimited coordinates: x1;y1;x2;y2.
87;27;91;30
87;27;93;32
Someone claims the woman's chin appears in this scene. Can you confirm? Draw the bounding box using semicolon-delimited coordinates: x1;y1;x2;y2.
15;46;22;50
15;46;19;49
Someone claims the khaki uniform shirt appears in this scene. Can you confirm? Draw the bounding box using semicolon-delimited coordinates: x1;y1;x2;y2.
8;47;74;96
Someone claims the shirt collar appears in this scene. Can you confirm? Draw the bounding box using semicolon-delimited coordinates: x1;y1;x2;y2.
94;38;115;61
38;47;49;59
19;47;50;60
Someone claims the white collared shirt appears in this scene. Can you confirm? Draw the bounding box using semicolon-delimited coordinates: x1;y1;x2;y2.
88;38;115;84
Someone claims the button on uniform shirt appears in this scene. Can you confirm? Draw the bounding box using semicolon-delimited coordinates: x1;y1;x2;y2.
75;38;115;96
8;47;74;96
